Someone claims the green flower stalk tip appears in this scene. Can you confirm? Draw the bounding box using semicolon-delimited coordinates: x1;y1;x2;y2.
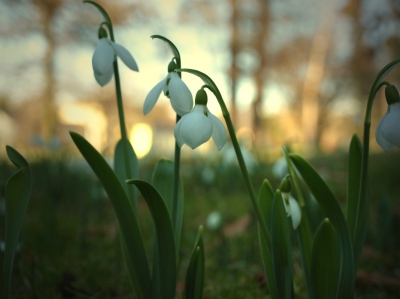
376;84;400;151
174;89;227;150
143;62;193;116
279;175;291;193
98;26;107;39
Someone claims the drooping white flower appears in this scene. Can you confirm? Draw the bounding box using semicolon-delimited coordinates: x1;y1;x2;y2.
143;60;193;116
92;36;138;86
174;89;227;150
376;84;400;152
282;193;302;230
280;176;301;229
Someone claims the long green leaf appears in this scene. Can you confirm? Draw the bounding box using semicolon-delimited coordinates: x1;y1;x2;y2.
346;134;366;270
3;146;32;299
152;159;183;253
282;146;313;295
70;132;151;299
289;154;354;299
310;218;340;299
258;180;279;299
126;179;177;299
184;226;204;299
271;190;292;299
114;138;139;211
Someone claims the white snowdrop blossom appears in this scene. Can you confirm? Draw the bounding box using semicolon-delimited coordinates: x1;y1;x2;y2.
143;60;193;116
92;37;138;86
282;193;302;230
174;89;227;150
376;102;400;152
375;84;400;152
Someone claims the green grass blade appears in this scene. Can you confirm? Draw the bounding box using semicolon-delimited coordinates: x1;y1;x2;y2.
289;154;355;299
127;179;177;299
3;146;32;299
152;159;183;255
70;132;151;299
310;219;340;299
184;226;204;299
282;147;313;295
114;138;139;211
346;134;367;271
258;180;279;299
271;190;292;299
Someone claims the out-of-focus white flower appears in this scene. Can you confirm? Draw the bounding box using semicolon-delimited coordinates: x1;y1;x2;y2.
92;35;138;86
376;102;400;152
376;84;400;152
206;211;222;230
272;156;288;179
174;89;226;150
282;193;302;230
143;60;193;116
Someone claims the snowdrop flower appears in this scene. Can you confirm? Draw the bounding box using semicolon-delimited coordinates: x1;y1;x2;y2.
376;84;400;152
280;176;302;229
174;88;227;150
92;27;138;86
143;60;193;116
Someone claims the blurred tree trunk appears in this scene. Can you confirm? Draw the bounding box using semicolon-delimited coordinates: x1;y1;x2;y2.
228;0;240;125
300;11;333;150
34;0;63;142
251;0;269;144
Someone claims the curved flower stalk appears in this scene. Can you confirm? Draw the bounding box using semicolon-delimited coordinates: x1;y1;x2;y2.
144;59;193;116
174;88;226;150
375;84;400;151
92;27;138;86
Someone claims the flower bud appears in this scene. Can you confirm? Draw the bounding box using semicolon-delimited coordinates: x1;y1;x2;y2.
98;27;108;39
195;89;208;105
385;84;400;105
279;175;291;193
168;60;177;73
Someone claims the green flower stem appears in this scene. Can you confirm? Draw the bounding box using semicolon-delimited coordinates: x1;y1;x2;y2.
355;80;389;238
171;114;182;226
201;85;271;246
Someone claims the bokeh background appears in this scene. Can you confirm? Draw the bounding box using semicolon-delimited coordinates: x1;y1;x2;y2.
1;0;400;298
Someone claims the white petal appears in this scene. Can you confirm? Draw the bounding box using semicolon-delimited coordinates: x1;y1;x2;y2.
94;69;113;86
207;108;227;150
289;197;302;230
381;102;400;148
168;72;193;116
376;110;393;152
179;105;212;149
111;41;139;72
174;116;186;147
143;78;167;115
92;38;114;75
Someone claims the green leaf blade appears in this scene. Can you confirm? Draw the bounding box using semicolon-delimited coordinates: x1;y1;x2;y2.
310;218;340;299
114;138;139;211
258;180;279;299
70;132;151;299
3;146;32;299
289;154;355;298
184;226;205;299
127;179;177;299
282;146;313;295
271;190;292;299
152;159;184;254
